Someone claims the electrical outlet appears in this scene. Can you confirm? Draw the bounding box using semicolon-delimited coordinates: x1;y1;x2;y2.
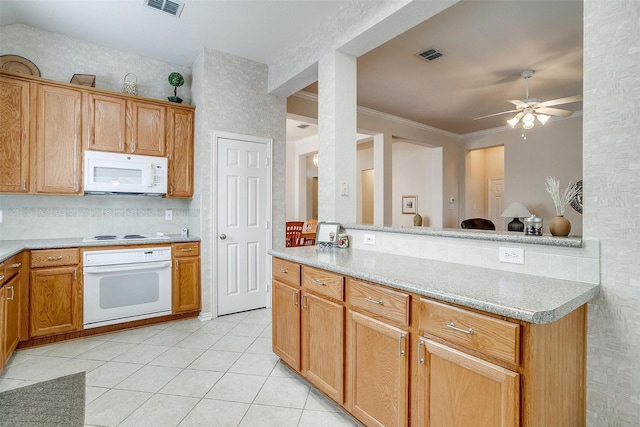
364;234;376;245
499;247;524;264
165;209;173;221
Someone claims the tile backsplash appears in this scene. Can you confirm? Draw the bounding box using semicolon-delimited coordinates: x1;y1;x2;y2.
0;195;197;240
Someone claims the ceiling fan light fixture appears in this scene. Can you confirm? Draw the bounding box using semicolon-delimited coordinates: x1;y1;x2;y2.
536;114;550;125
507;116;520;128
523;112;535;124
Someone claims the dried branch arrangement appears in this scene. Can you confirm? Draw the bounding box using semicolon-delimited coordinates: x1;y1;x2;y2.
545;176;580;216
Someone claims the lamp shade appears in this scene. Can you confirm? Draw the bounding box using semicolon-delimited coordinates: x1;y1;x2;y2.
501;202;531;218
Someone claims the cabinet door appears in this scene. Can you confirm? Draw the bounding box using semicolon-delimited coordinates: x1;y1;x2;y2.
349;311;409;427
302;292;344;403
30;267;82;337
35;84;82;194
85;92;127;153
166;107;194;197
0;76;30;193
272;280;301;370
172;256;201;313
416;337;519;427
128;100;166;156
2;275;21;365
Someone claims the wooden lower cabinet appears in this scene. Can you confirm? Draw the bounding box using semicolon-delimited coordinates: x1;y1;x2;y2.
301;292;344;403
272;279;301;370
30;266;82;337
415;337;519;427
1;274;21;368
270;257;587;427
172;242;201;313
348;310;409;427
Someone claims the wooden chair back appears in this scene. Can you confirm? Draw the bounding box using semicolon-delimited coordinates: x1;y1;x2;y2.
285;221;304;247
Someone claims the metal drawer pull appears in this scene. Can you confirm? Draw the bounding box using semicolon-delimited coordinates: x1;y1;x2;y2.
0;275;4;281
302;294;308;310
278;268;288;274
365;296;383;305
10;263;22;268
417;340;425;364
398;333;406;356
447;322;474;335
292;291;299;307
47;256;64;261
312;279;327;286
181;248;193;252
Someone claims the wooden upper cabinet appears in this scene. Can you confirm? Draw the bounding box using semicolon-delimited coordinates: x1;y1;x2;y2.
128;100;166;156
0;76;30;193
166;106;194;197
85;92;127;153
34;84;83;195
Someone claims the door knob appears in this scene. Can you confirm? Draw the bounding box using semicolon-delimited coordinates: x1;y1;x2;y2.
219;234;227;240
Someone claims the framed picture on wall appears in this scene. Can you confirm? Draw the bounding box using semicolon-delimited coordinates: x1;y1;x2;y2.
402;195;417;214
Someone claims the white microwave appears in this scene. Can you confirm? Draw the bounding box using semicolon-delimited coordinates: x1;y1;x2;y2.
83;150;168;195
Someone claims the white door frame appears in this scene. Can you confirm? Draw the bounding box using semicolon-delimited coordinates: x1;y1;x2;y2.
211;131;273;318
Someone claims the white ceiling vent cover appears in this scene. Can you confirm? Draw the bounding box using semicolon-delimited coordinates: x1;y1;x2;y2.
145;0;185;17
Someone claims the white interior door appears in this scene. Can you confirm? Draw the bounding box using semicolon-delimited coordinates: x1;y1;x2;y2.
216;135;270;316
488;178;505;231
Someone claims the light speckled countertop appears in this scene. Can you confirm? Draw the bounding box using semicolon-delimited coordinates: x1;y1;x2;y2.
269;246;599;325
0;235;200;261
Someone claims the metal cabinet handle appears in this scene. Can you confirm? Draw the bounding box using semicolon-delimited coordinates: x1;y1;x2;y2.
417;340;425;365
131;142;136;153
119;141;124;150
312;279;327;286
278;268;288;274
7;286;15;301
175;260;179;270
73;268;77;281
219;234;227;240
170;186;174;195
10;263;22;268
47;256;64;261
0;275;5;281
447;322;474;335
398;333;406;356
365;296;383;305
22;179;27;190
292;290;299;307
302;294;308;310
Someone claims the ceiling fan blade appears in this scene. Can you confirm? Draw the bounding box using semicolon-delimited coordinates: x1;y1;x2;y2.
538;95;583;107
508;99;529;108
536;107;574;117
474;109;520;120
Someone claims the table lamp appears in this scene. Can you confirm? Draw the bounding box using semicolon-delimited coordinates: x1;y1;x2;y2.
501;202;531;232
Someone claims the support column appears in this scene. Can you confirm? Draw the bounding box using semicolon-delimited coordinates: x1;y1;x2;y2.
373;133;393;225
317;51;357;223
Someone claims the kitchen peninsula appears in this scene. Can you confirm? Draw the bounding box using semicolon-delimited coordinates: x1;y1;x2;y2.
270;245;599;426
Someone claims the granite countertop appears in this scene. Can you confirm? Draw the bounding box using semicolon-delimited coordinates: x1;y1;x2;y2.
0;235;201;262
269;246;599;325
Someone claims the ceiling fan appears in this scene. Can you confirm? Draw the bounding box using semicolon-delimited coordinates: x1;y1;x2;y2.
474;70;582;134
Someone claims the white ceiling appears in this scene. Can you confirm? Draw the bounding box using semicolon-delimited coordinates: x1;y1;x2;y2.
1;0;583;136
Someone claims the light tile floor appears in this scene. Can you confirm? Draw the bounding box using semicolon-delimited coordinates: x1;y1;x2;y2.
0;309;361;427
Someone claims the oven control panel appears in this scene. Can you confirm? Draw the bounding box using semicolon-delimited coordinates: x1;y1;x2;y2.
84;247;172;266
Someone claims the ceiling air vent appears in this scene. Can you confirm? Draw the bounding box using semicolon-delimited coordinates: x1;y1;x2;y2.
145;0;185;17
297;124;310;129
416;47;445;62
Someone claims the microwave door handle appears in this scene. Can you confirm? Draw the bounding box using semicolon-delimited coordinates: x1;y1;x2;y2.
84;261;171;274
147;163;154;187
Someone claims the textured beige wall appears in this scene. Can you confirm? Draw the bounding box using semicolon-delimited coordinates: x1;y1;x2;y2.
584;1;640;425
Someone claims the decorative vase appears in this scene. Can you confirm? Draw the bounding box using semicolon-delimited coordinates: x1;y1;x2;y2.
549;215;571;236
413;213;422;226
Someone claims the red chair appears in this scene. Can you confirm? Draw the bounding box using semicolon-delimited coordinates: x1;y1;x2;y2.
285;221;304;247
301;219;318;246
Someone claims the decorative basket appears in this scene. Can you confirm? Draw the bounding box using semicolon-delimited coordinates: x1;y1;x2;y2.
122;73;138;95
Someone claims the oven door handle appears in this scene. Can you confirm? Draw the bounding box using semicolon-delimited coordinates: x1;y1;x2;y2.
83;261;171;274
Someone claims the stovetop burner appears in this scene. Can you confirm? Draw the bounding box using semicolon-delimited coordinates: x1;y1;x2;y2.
94;235;118;240
123;234;146;239
82;233;171;243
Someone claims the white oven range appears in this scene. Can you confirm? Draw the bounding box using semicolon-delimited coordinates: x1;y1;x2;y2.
83;246;172;329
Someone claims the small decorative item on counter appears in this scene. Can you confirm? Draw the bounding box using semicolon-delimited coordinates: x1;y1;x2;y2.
70;74;96;87
181;227;189;237
544;176;579;236
525;215;543;236
167;71;184;103
413;213;422;226
122;73;138;95
338;234;350;249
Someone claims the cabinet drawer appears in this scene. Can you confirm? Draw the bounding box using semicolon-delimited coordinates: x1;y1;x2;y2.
347;278;410;325
273;258;301;287
419;298;520;365
30;248;79;268
2;254;23;283
302;266;344;301
173;242;200;257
